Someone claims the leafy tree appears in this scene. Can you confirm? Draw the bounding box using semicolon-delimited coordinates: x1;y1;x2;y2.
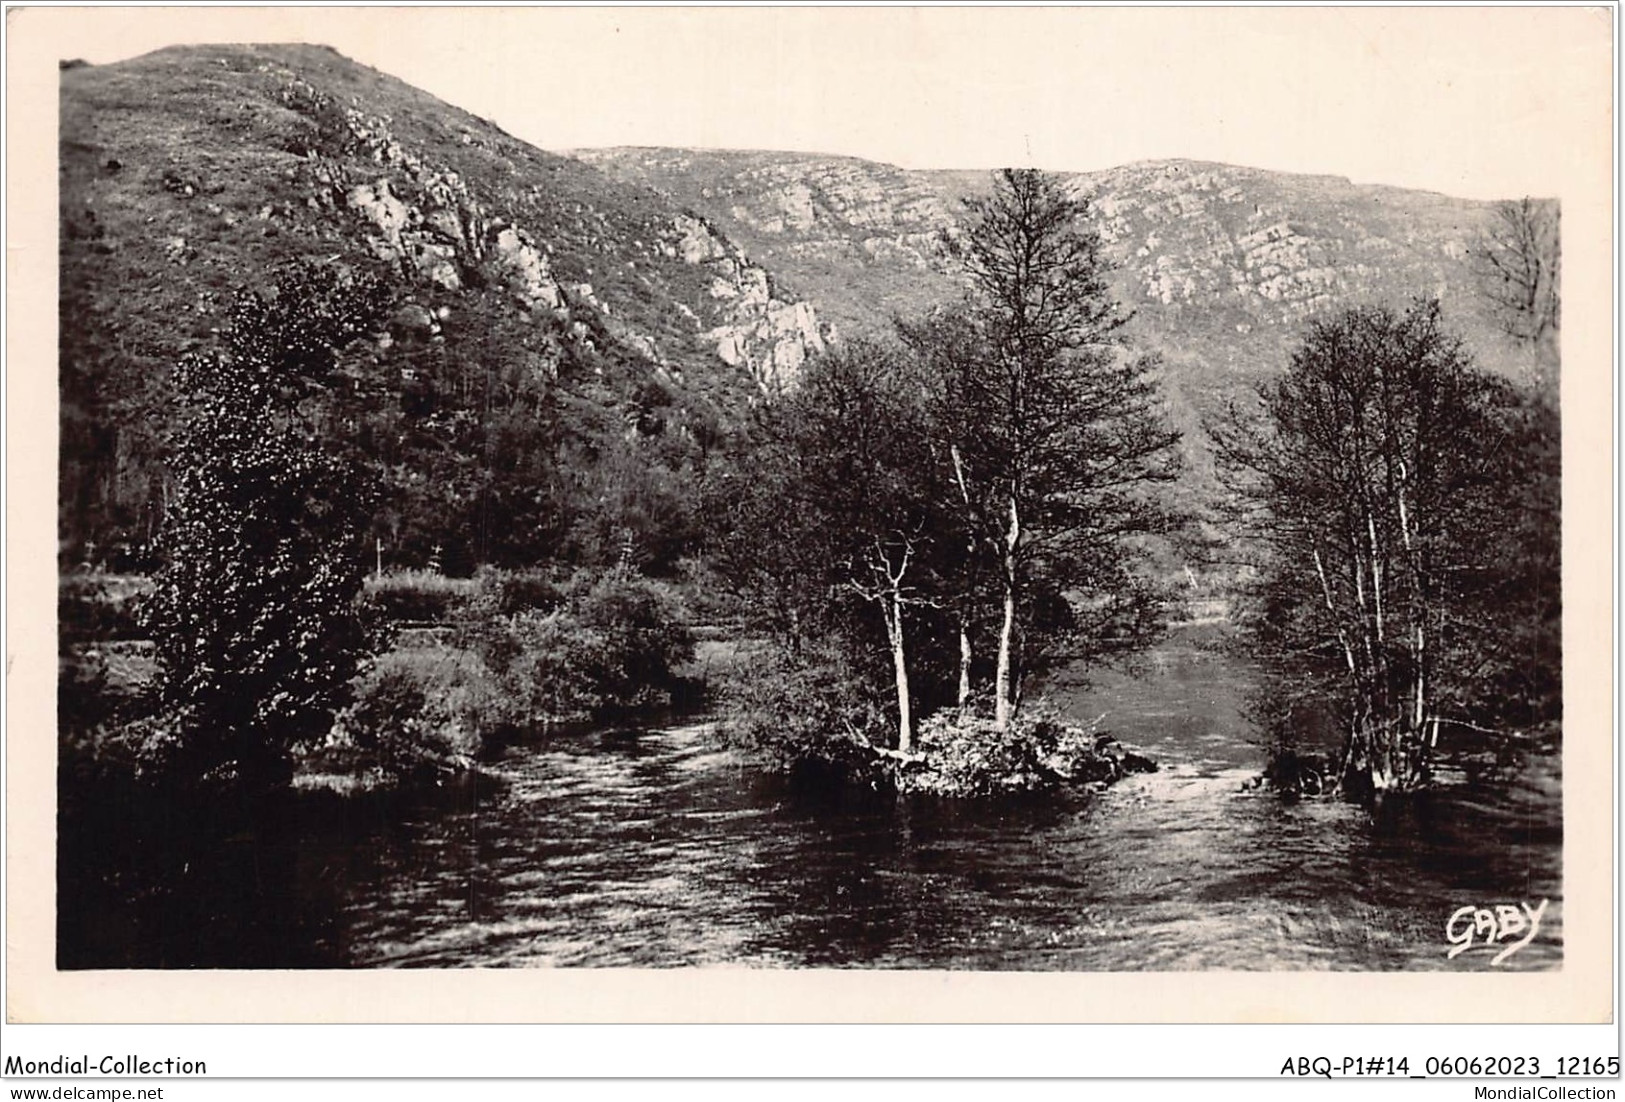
141;264;388;790
937;169;1181;731
710;339;953;752
1213;298;1541;794
897;310;1000;716
792;341;951;751
711;175;1181;769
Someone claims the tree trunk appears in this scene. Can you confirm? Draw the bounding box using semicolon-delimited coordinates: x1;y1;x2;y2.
885;593;913;753
994;585;1016;732
957;617;973;716
949;444;976;717
994;496;1021;732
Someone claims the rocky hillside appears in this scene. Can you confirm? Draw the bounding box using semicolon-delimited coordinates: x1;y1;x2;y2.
574;148;1544;455
60;46;830;568
61;46;1549;574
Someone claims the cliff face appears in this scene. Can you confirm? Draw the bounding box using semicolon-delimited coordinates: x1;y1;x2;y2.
574;149;1534;388
60;46;832;561
61;47;828;404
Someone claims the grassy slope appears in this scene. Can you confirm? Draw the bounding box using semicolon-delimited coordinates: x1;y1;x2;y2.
62;45;750;374
59;46;801;563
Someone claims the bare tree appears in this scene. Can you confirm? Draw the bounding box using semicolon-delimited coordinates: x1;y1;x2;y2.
1473;197;1560;345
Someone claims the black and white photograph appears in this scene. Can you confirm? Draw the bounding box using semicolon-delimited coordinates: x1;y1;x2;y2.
7;4;1614;1036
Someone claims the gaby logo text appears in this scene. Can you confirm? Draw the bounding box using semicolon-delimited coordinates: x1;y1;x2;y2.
1445;898;1550;966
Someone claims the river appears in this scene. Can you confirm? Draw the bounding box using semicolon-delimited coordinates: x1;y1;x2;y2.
58;633;1562;970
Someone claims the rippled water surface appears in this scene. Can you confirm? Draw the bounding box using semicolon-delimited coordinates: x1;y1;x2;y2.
60;637;1562;970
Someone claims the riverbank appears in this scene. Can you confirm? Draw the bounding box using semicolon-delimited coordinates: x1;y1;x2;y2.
57;566;704;795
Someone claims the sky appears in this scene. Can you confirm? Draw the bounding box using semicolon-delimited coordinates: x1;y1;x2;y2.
22;6;1618;201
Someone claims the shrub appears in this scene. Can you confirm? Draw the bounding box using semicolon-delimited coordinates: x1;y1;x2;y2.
480;566;565;615
567;571;695;708
1260;747;1335;799
324;567;699;787
59;649;114;735
899;703;1148;798
362;569;478;623
59;574;152;643
901;712;1059;797
720;634;1157;798
341;646;514;780
458;567;696;724
497;610;612;722
719;642;893;787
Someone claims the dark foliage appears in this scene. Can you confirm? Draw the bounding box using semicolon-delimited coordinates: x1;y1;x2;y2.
140;263;388;790
711;172;1181;782
708;338;963;753
1213;297;1559;794
360;570;478;624
456;568;696;723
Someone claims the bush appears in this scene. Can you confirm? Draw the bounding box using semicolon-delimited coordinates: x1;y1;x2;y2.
59;574;152;643
480;566;565;616
568;570;695;707
723;663;1156;798
899;704;1149;797
1259;747;1336;799
461;568;694;723
720;643;893;787
340;646;514;780
906;713;1047;797
903;710;1062;797
59;648;114;730
362;570;479;623
495;610;613;721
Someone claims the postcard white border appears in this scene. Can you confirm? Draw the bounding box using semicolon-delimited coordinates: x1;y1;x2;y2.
5;5;1615;1029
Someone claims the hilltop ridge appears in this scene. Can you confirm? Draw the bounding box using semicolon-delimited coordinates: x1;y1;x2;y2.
575;145;1544;490
60;45;830;568
574;146;1517;363
60;45;1548;571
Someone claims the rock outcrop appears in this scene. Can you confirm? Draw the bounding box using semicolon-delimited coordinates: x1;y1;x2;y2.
661;213;830;392
306;99;832;392
309;95;588;335
575;149;960;343
576;149;1528;391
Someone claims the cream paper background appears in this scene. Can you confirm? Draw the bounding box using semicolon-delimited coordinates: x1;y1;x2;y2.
5;5;1614;1025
